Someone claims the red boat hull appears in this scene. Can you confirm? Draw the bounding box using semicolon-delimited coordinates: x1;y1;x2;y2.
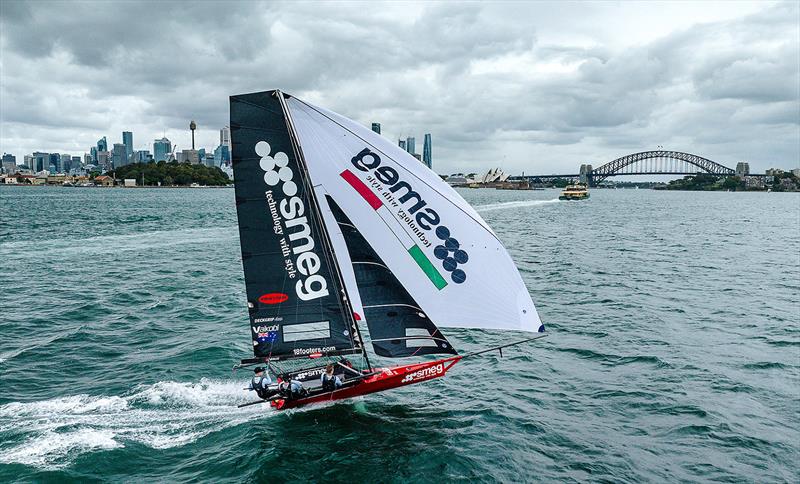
272;356;462;410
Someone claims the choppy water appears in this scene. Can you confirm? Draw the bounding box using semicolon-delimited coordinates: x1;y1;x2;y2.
1;186;798;482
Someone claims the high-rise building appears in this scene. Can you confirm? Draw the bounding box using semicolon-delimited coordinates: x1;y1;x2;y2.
398;139;406;150
90;146;98;163
422;133;432;169
406;137;415;155
220;126;231;148
135;150;152;163
122;131;133;158
61;153;71;172
153;137;172;162
371;123;381;134
32;152;48;172
1;153;16;173
214;144;230;166
178;149;199;164
84;153;93;165
97;136;107;154
112;143;128;168
97;151;110;171
49;153;61;173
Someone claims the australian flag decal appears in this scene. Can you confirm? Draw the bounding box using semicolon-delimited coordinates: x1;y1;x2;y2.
257;331;279;344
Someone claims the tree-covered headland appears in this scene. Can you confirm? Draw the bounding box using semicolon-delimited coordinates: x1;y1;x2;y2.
663;172;799;191
105;161;231;186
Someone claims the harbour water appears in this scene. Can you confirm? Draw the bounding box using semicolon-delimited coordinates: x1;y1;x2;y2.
1;186;798;482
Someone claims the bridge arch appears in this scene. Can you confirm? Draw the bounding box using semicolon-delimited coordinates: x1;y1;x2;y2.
590;151;735;185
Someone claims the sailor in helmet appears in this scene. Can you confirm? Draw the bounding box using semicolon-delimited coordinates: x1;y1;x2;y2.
249;366;273;400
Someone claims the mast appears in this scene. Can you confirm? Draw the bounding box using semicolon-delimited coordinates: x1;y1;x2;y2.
275;91;372;371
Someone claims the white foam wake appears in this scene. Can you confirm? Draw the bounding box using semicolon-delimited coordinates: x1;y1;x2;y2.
475;198;561;212
0;226;238;258
0;379;268;468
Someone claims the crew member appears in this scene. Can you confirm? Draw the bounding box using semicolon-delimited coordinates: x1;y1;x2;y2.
321;363;343;392
278;375;306;400
249;367;272;399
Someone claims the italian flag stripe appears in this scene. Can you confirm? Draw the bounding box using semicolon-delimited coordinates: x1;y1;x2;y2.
340;170;382;210
408;245;447;290
340;168;447;291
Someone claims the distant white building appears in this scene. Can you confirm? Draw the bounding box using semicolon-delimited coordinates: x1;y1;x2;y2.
480;168;509;184
220;126;231;149
744;176;764;189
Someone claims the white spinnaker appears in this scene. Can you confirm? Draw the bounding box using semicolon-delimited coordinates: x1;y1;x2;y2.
287;96;543;333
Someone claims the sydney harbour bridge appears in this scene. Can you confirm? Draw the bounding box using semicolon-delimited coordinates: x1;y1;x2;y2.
514;150;738;187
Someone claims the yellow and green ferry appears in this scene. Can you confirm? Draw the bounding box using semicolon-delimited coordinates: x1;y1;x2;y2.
559;183;590;200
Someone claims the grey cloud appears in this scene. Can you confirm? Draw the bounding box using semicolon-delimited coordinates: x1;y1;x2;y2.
1;0;797;174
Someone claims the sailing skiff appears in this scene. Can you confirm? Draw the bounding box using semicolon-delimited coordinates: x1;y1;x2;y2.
231;90;546;410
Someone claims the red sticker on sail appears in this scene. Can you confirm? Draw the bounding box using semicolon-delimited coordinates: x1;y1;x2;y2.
258;293;288;304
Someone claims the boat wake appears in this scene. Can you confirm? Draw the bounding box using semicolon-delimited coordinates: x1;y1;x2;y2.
0;379;265;468
0;226;238;259
475;198;560;212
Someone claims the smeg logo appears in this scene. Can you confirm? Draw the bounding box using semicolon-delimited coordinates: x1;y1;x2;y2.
433;226;468;284
255;141;297;197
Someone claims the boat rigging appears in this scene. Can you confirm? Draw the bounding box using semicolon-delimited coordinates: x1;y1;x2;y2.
230;89;546;410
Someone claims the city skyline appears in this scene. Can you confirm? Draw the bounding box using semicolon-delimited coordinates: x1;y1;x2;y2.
0;1;798;174
1;122;235;175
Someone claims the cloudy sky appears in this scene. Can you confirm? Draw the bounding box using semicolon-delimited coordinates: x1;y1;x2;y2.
1;0;798;174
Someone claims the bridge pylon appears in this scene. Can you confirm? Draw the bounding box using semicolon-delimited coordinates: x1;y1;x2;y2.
579;164;593;186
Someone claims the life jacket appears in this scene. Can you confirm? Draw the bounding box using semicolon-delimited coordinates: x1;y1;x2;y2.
279;379;302;400
251;376;269;399
321;373;336;392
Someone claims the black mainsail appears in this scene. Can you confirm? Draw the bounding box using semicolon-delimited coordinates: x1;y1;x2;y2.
230;91;362;361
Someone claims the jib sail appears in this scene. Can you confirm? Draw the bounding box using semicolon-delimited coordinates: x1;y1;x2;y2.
286;96;544;336
230;91;362;360
326;196;458;358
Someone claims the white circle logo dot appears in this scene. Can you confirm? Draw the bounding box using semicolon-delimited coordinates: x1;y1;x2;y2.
255;141;271;157
264;170;280;186
259;157;275;171
278;166;293;182
274;152;289;167
283;181;298;196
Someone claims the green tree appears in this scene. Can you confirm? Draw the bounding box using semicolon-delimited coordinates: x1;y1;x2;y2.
721;176;741;190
